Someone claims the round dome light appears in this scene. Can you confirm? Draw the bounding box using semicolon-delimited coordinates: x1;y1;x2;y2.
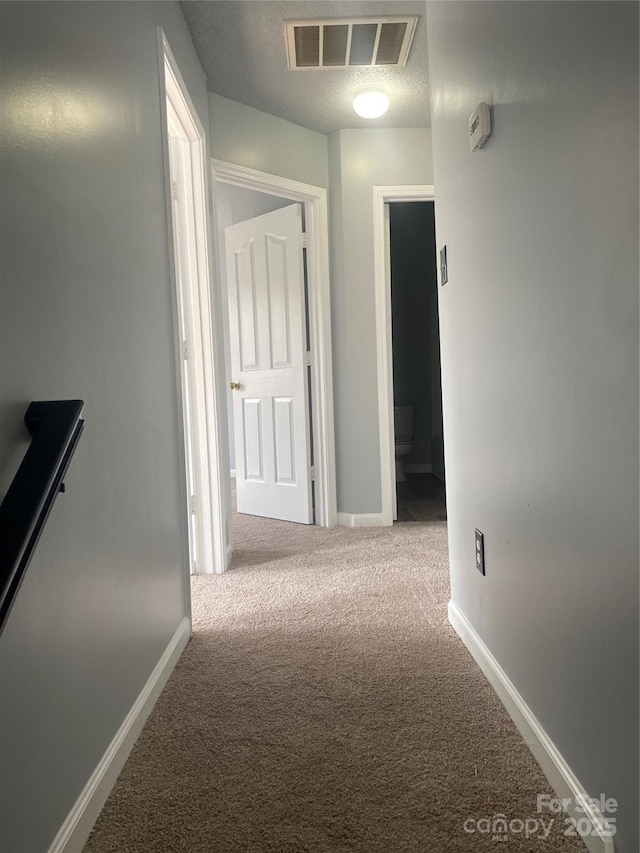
353;91;390;119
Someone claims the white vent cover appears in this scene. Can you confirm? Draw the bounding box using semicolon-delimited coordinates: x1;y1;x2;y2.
285;17;418;70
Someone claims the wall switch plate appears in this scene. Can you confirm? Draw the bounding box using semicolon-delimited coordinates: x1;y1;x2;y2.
475;529;485;575
440;245;448;285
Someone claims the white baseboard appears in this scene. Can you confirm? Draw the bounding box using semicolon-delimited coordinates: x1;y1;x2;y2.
337;511;389;528
48;616;191;853
448;601;614;853
404;463;432;474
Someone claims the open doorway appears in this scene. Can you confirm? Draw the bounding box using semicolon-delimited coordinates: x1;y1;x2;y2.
373;185;445;526
388;202;445;522
215;182;290;487
212;160;337;538
216;185;314;524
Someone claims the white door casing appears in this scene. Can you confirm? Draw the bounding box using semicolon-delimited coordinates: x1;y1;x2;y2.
167;127;201;571
373;185;436;527
161;32;229;576
225;204;313;524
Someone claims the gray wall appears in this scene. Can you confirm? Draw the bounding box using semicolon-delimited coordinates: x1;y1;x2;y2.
328;129;433;514
426;3;638;850
389;202;438;469
0;2;208;850
215;184;292;472
209;93;329;188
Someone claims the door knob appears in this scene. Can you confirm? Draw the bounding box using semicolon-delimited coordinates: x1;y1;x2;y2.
229;381;241;391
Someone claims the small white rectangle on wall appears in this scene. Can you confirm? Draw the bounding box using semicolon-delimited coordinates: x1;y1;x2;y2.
469;102;491;151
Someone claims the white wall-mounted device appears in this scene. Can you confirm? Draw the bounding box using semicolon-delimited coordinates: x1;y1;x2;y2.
469;102;492;151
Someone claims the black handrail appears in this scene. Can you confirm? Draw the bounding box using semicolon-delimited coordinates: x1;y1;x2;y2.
0;400;84;635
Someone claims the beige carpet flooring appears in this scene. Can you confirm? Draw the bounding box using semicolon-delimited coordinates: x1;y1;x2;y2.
85;494;586;853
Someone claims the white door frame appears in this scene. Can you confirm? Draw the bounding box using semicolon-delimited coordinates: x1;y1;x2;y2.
212;160;337;528
373;185;436;527
159;31;228;577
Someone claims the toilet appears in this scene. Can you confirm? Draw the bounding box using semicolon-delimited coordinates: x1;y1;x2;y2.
394;405;415;482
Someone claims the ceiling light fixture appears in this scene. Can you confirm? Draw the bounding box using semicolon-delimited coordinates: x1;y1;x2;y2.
353;91;390;119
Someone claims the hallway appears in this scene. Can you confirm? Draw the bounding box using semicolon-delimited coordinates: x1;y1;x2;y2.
85;507;586;852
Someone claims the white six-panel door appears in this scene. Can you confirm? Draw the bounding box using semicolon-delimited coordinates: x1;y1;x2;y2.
225;204;313;524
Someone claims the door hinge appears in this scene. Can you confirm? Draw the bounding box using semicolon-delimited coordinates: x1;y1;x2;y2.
300;231;307;249
306;351;312;366
310;466;316;481
190;494;197;514
172;179;179;201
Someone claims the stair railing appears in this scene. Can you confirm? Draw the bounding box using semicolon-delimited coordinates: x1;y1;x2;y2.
0;400;84;635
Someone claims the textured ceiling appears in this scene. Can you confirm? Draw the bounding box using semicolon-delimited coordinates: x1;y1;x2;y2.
180;1;431;134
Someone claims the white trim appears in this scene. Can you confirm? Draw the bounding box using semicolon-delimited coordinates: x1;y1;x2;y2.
161;33;228;576
448;601;614;853
230;469;236;479
373;185;435;527
404;463;433;474
48;617;191;853
156;31;193;612
212;159;337;529
337;511;385;528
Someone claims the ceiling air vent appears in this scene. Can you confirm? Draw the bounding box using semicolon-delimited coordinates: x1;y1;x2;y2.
285;17;418;70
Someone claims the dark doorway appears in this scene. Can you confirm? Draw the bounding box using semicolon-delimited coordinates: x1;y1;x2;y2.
389;201;445;522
